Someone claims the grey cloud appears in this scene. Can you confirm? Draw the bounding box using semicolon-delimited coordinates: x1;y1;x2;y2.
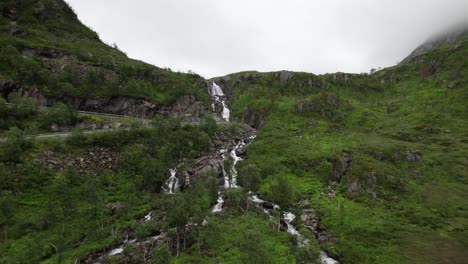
66;0;468;77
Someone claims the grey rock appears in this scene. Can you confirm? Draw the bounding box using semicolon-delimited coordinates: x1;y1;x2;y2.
406;151;421;162
278;71;294;86
330;152;352;183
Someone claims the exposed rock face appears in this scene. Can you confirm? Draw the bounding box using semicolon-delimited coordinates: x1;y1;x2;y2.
275;71;294;86
176;126;256;189
242;105;265;129
22;47;64;59
300;207;339;260
159;94;207;121
301;208;320;233
346;171;379;198
330;152;352;183
0;80;209;119
180;154;225;188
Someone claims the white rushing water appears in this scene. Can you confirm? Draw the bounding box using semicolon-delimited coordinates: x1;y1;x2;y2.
163;168;180;194
229;140;246;187
211;82;224;96
210;82;230;121
144;212;152;222
321;251;339;264
212;192;224;213
108;247;124;256
219;149;231;189
283;212;300;236
248;193;338;264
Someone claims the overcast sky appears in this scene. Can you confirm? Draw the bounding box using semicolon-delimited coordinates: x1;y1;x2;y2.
66;0;468;78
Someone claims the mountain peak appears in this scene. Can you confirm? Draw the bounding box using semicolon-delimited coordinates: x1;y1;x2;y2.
401;23;468;64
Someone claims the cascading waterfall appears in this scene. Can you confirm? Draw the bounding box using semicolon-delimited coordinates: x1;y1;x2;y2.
210;82;230;121
206;87;337;263
211;136;253;212
220;149;230;189
229;140;246;187
248;192;339;264
321;252;339;264
163;168;180;194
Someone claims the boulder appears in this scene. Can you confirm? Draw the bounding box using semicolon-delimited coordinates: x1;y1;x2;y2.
406;151;421;162
330;152;352;183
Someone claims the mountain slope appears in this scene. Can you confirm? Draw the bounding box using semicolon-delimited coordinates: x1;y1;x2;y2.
209;28;468;263
0;0;210;119
0;1;467;263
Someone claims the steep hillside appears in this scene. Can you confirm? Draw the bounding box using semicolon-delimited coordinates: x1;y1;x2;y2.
209;28;468;263
0;0;210;120
0;1;467;263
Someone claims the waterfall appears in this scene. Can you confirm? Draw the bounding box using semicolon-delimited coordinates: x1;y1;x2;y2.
163;168;180;194
212;192;224;213
219;149;231;189
229;140;246;187
320;252;339;264
210;82;230;121
283;212;300;236
211;82;224;96
248;193;339;263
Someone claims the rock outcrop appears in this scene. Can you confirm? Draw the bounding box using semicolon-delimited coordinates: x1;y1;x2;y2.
0;80;209;120
176;125;256;189
330;152;352;183
39;147;120;175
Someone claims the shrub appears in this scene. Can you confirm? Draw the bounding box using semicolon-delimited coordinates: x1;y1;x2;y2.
0;127;31;163
238;163;262;192
40;102;77;128
10;96;38;119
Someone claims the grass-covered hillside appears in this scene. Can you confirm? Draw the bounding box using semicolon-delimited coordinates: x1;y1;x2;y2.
0;0;467;263
223;33;468;263
0;0;209;107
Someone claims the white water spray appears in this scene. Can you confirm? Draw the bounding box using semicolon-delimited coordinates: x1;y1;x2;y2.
210;82;230;121
212;192;224;213
163;168;180;194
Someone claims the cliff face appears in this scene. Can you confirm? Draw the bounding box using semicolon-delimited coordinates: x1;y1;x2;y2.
0;0;210;120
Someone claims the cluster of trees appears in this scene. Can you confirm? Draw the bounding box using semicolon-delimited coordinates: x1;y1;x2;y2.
0;97;77;133
0;115;222;262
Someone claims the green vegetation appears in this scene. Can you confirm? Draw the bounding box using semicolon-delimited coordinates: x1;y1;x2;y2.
0;0;209;106
0;119;225;263
0;0;467;263
0;98;138;134
228;39;468;263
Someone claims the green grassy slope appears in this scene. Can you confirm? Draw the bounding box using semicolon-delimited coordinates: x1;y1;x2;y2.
227;37;467;263
0;0;209;106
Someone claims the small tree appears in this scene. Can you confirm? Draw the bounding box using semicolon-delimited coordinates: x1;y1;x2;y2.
41;102;77;128
200;115;217;136
270;175;297;209
0;127;31;163
238;163;262;192
11;96;38;119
